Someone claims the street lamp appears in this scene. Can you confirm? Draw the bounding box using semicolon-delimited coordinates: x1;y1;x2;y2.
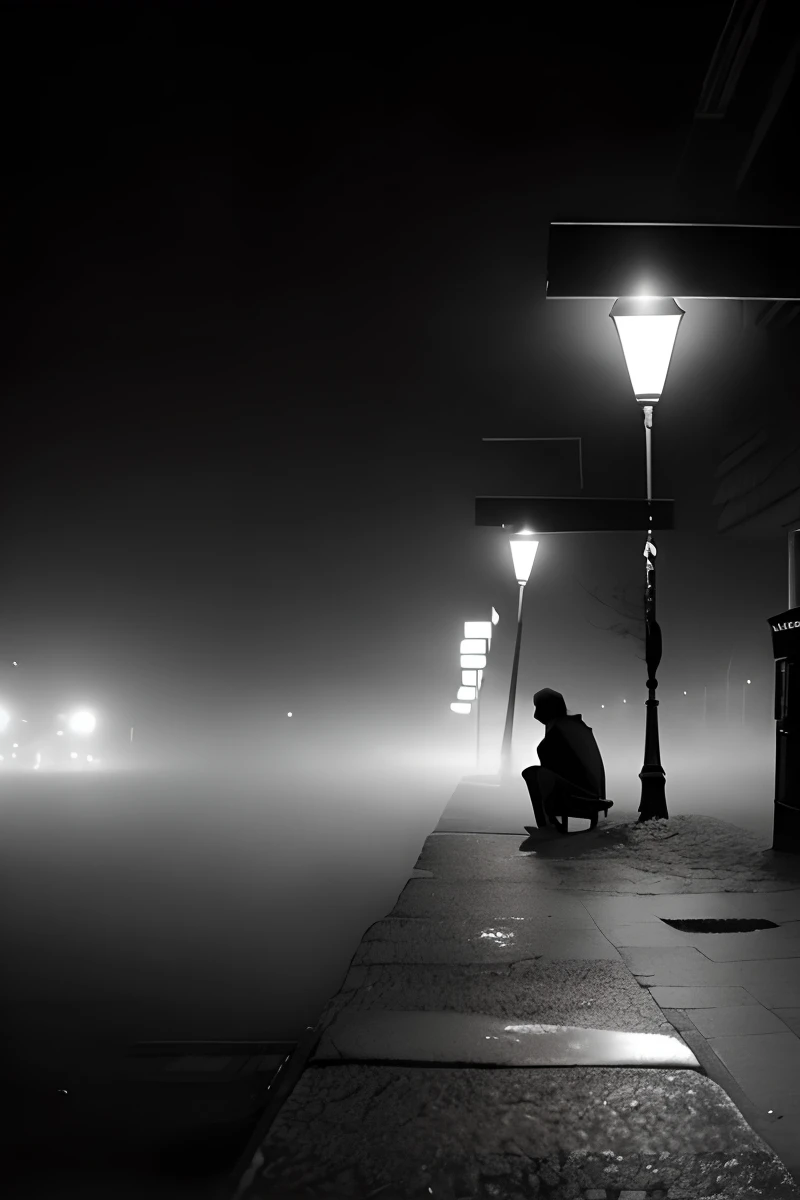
463;617;497;771
500;531;539;776
452;611;499;767
610;295;684;821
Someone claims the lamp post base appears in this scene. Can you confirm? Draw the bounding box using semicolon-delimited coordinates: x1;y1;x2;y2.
638;765;668;822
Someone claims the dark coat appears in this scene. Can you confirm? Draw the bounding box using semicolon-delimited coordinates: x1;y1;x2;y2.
536;714;606;798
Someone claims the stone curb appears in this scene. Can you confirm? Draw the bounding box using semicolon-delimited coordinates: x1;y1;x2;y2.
229;817;800;1199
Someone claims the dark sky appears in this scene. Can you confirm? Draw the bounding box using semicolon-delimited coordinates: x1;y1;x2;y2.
0;4;792;767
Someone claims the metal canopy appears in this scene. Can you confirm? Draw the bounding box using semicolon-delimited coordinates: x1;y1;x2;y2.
546;223;800;299
475;496;674;533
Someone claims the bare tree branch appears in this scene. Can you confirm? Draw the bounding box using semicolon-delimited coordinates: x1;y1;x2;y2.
574;573;646;658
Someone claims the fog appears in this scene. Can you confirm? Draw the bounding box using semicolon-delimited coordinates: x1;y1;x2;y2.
1;696;779;1093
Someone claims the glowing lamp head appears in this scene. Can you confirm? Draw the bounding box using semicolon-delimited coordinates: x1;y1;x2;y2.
610;296;684;401
509;532;539;584
68;709;96;734
450;702;472;715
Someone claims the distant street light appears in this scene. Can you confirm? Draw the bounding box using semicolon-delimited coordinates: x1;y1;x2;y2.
453;610;499;769
500;531;539;776
610;294;684;821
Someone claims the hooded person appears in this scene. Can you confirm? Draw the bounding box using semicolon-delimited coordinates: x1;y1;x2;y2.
521;688;606;830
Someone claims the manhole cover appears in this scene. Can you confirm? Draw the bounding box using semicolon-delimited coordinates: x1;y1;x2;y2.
660;917;779;933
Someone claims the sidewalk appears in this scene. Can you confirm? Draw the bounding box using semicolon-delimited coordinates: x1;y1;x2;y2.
229;789;800;1200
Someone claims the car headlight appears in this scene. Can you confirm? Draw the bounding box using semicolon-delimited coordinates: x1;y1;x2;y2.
68;709;96;734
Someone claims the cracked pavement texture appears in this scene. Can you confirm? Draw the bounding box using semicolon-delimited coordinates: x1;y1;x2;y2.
317;960;676;1036
239;1064;800;1199
233;815;800;1199
418;817;800;894
352;913;623;964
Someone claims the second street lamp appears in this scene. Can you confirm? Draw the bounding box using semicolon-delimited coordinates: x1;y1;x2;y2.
610;295;684;822
500;531;539;778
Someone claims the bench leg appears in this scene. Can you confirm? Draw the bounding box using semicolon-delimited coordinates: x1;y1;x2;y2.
589;813;598;830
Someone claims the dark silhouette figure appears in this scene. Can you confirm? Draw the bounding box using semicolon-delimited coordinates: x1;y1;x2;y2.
522;688;610;833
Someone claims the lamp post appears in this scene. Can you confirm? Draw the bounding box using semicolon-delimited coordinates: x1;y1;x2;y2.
499;531;539;777
610;296;684;822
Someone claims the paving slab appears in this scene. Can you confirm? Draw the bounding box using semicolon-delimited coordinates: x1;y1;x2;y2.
232;817;800;1199
774;1007;800;1035
619;945;742;985
687;930;800;962
601;922;699;947
705;1031;800;1109
585;890;800;925
686;1004;792;1037
388;878;598;924
717;959;800;1007
317;959;678;1035
353;915;623;965
413;831;634;883
311;1009;700;1069
415;828;800;893
648;985;760;1008
235;1064;800;1200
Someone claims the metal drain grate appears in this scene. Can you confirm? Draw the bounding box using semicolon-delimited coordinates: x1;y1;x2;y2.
660;917;779;933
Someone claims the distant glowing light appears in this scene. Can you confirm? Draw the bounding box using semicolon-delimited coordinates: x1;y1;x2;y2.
465;621;492;641
287;712;293;717
601;704;605;709
87;755;93;762
747;679;751;685
69;709;96;734
70;752;78;759
12;742;18;748
12;661;17;666
57;730;64;736
461;638;488;654
683;691;687;695
11;753;16;759
461;654;487;669
450;702;472;715
623;699;626;703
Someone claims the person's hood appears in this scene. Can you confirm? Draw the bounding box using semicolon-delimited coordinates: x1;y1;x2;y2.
533;688;566;723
